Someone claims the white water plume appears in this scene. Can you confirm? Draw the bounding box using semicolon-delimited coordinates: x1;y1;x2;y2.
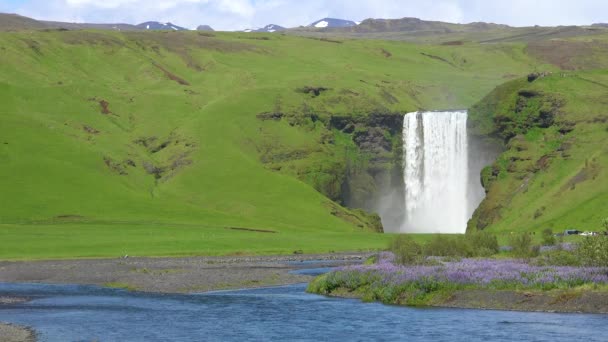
401;111;470;233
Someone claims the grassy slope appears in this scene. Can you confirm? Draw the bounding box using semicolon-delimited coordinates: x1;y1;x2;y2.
468;69;608;237
0;30;548;259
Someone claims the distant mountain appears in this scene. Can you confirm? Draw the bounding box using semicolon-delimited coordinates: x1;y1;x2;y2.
244;24;286;33
308;18;357;28
196;25;214;31
135;21;188;31
3;12;607;44
0;13;47;30
0;13;136;31
351;17;509;33
289;16;608;44
41;21;137;31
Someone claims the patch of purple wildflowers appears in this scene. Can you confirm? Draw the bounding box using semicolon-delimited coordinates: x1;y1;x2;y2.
331;253;608;289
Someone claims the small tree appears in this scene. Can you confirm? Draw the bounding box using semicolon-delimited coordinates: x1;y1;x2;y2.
468;231;500;257
389;235;423;265
541;228;556;246
577;236;608;267
510;232;539;258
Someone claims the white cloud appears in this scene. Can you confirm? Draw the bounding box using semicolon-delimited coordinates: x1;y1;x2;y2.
6;0;608;31
216;0;254;17
65;0;139;8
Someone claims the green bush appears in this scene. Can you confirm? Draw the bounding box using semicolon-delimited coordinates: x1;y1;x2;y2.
576;236;608;267
541;228;556;246
509;232;539;258
363;255;378;265
389;235;423;265
468;231;500;256
535;250;581;266
424;235;473;257
423;232;499;258
389;232;500;263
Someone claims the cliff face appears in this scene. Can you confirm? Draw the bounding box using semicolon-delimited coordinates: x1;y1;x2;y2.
257;111;405;232
466;72;608;233
332;113;405;231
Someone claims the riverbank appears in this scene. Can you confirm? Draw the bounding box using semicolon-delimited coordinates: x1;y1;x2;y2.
0;252;370;341
316;287;608;314
0;252;370;294
0;323;36;342
307;253;608;314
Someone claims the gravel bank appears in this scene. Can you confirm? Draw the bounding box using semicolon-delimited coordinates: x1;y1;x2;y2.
0;323;36;342
318;287;608;314
0;252;372;293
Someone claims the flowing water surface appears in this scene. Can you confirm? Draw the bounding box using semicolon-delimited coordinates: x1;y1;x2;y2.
0;280;606;342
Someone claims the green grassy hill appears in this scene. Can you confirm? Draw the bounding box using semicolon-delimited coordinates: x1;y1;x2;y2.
467;70;608;236
0;28;555;259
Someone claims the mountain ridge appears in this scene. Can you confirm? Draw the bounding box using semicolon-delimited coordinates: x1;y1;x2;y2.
135;21;188;31
244;24;286;33
308;17;357;28
2;12;607;43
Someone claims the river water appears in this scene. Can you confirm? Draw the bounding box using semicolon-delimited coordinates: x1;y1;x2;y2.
1;278;606;342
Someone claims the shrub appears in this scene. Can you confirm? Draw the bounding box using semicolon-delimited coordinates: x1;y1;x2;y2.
509;232;538;258
388;235;423;265
576;236;608;267
468;231;500;256
389;232;501;263
424;235;473;257
363;255;378;265
535;249;581;266
541;228;556;246
423;233;500;258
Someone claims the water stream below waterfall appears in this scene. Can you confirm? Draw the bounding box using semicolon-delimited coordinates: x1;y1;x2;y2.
1;281;606;341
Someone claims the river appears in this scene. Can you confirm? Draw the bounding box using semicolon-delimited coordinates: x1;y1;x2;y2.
1;270;606;342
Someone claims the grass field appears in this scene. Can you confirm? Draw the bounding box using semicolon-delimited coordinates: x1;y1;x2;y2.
468;69;608;235
0;27;604;259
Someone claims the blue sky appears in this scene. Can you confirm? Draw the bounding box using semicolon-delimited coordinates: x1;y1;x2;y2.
1;0;607;31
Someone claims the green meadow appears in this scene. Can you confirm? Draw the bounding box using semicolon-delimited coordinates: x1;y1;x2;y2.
0;28;606;259
468;69;608;236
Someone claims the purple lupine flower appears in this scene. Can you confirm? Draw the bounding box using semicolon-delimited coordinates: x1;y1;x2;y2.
329;253;608;291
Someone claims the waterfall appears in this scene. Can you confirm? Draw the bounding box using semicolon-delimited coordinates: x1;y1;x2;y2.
401;111;470;233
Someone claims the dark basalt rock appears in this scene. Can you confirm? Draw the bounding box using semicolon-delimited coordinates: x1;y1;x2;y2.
527;71;551;82
256;112;284;120
353;127;392;153
518;89;540;98
297;86;329;97
342;123;355;133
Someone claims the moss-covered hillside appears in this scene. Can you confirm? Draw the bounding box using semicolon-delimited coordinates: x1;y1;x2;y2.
0;27;594;258
467;70;608;234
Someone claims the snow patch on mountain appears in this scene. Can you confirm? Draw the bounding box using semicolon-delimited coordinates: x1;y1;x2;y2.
245;24;286;33
135;21;188;31
308;18;357;28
